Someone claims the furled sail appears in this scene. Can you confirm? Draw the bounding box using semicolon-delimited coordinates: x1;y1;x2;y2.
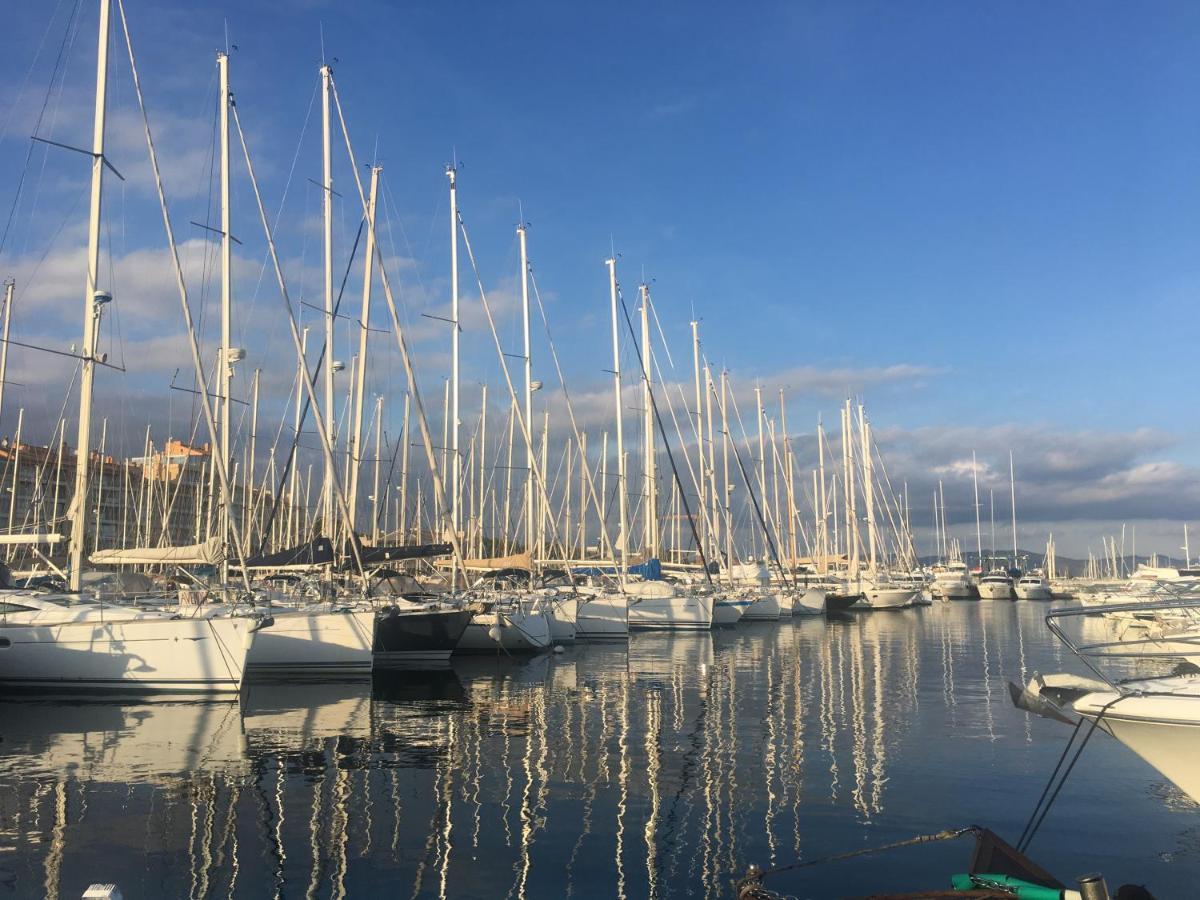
459;550;533;571
346;541;453;566
90;536;224;566
238;537;335;570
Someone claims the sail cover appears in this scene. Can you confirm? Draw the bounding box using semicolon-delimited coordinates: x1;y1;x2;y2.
239;537;335;570
90;536;224;566
459;550;532;571
347;541;453;566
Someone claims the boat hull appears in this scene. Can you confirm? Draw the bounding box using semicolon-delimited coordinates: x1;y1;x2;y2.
791;589;826;616
1015;585;1053;601
576;594;629;639
0;615;256;692
627;594;712;630
457;607;552;652
373;607;473;666
546;597;578;643
1075;690;1200;804
978;582;1014;600
864;587;916;609
246;609;375;676
740;592;782;621
713;596;751;625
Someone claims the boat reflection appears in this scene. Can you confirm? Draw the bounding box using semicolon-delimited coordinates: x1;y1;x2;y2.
0;608;1077;899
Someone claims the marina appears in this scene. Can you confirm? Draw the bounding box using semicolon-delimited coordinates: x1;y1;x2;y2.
0;1;1198;897
1;603;1196;898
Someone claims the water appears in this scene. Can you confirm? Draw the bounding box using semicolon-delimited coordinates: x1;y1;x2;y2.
1;602;1195;898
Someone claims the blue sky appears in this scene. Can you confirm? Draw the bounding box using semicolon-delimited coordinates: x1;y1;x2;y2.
1;0;1199;557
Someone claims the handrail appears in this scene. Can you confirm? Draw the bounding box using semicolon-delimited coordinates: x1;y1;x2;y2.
1045;596;1200;686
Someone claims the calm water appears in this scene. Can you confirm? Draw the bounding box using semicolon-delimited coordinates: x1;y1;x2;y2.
1;602;1196;898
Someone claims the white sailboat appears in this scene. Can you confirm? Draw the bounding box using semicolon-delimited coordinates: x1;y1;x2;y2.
0;590;261;691
0;1;266;692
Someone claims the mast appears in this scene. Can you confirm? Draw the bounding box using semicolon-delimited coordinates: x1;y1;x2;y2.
690;321;705;556
0;280;13;428
972;450;982;566
1009;450;1018;567
399;392;410;541
859;404;875;574
68;0;112;591
320;62;335;535
754;385;765;558
640;284;657;559
518;222;534;556
217;50;234;583
348;164;380;535
606;257;628;577
246;367;259;546
780;391;797;572
842;400;859;579
447;166;461;547
720;370;732;569
371;394;383;544
817;419;827;573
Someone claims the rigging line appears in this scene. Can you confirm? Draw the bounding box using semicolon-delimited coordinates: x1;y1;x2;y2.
455;215;576;583
527;267;618;563
229;101;367;583
17;0;85;265
329;78;469;581
0;0;72;145
116;0;252;589
0;0;82;262
615;290;713;586
246;79;319;320
1018;695;1127;853
722;373;793;586
257;216;365;555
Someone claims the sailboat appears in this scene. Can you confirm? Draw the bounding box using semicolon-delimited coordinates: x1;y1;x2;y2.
0;1;266;692
608;264;711;631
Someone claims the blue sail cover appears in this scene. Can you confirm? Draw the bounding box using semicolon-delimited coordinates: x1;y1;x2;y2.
572;558;663;580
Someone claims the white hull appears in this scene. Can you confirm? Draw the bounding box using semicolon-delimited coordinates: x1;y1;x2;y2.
977;582;1014;600
627;593;713;630
1014;584;1053;601
576;594;629;639
244;609;375;675
545;597;578;643
740;592;782;621
936;581;977;600
863;587;916;609
0;613;257;692
791;589;826;616
713;596;751;625
1075;684;1200;804
457;606;552;652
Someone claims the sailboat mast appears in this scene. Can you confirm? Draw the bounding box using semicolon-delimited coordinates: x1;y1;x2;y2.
0;280;13;428
518;223;534;556
447;166;461;546
972;450;982;565
606;258;628;576
640;284;657;558
860;404;875;573
319;63;335;535
217;50;233;583
68;0;112;592
690;321;705;555
348;164;380;535
817;419;827;573
1009;450;1018;567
